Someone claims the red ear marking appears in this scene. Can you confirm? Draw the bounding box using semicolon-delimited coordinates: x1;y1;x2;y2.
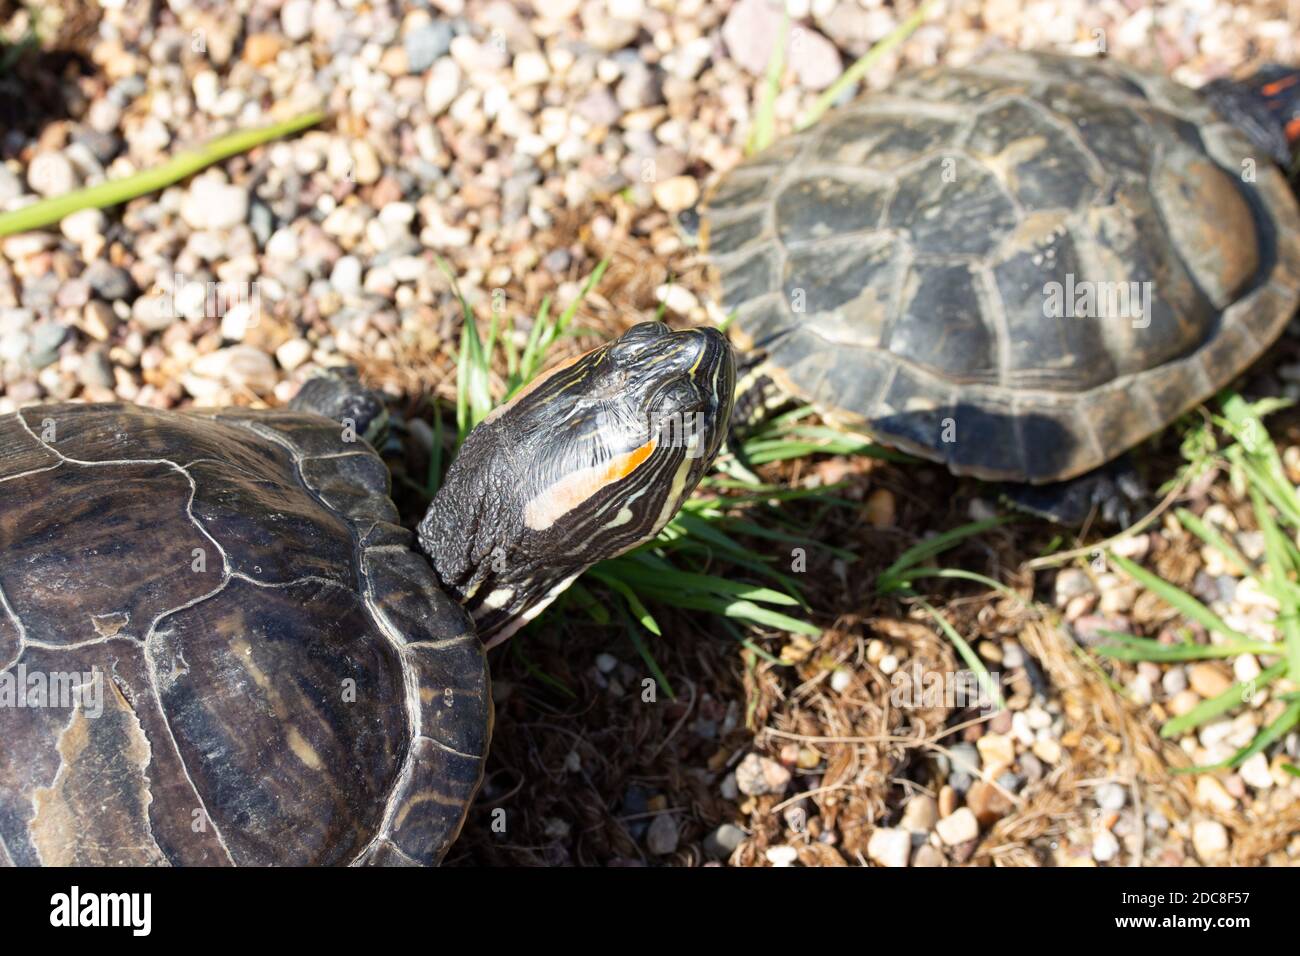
523;437;658;531
1262;74;1300;97
601;436;655;482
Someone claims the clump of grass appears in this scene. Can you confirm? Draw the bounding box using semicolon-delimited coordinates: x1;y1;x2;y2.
1095;393;1300;775
433;264;851;696
0;111;325;236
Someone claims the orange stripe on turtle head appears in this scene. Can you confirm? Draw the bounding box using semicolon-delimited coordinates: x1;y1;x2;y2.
523;438;657;531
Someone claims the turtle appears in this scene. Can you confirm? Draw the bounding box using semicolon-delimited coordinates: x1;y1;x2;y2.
699;51;1300;522
0;321;733;867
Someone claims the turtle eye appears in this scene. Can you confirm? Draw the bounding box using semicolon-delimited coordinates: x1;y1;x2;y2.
654;380;699;415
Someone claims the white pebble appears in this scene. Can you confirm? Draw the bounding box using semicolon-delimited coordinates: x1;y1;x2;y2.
935;807;979;845
181;176;249;230
330;256;363;296
60;208;105;244
1191;820;1229;862
764;845;798;867
866;828;911;868
1238;753;1273;790
27;152;79;197
1091;829;1120;863
275;338;312;371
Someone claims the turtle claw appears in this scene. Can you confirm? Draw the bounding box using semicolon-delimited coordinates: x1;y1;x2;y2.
1000;455;1147;528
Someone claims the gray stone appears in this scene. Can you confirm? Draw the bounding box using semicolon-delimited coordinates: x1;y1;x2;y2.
704;823;745;860
405;22;454;73
645;814;679;855
28;322;68;369
84;262;136;301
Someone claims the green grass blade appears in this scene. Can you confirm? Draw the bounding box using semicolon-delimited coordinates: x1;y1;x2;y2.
914;597;1003;710
1227;698;1300;769
1107;552;1255;645
877;518;1009;590
882;567;1026;606
622;612;675;700
587;569;662;637
1094;630;1276;662
1159;661;1286;738
0;111;326;236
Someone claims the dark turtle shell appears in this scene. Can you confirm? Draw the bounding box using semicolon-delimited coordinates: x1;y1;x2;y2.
706;51;1300;482
0;403;489;866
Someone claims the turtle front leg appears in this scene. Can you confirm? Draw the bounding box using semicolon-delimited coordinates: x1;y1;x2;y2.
288;366;389;446
999;454;1147;527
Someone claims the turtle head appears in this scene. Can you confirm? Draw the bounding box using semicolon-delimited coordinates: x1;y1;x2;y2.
419;322;734;645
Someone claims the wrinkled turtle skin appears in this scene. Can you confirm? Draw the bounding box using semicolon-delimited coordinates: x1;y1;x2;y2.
0;404;488;867
707;51;1300;483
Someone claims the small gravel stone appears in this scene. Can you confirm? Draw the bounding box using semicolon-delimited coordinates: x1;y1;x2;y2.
1188;663;1233;699
265;228;301;261
1233;654;1261;683
719;773;739;801
349;142;382;186
865;488;896;528
80;301;118;341
580;1;639;50
1191;820;1229;862
704;823;744;860
900;794;938;832
425;58;463;115
912;844;945;867
242;33;284;67
78;348;116;389
330;256;363;296
1161;666;1188;696
181;176;250;230
1239;753;1273;790
1053;568;1093;606
966;781;1013;826
186;346;277;397
28;322;67;369
575;89;621;126
976;733;1015;776
513;50;550;86
765;845;798;867
0;164;23;205
27;152;79;197
274;338;312;371
652;175;699;213
645;814;678;855
405;22;454;73
1091;782;1125;811
734;753;791;796
866;827;911;867
935;807;979;846
1091;829;1120;863
280;0;313;41
1196;775;1237;813
61;208;105;245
